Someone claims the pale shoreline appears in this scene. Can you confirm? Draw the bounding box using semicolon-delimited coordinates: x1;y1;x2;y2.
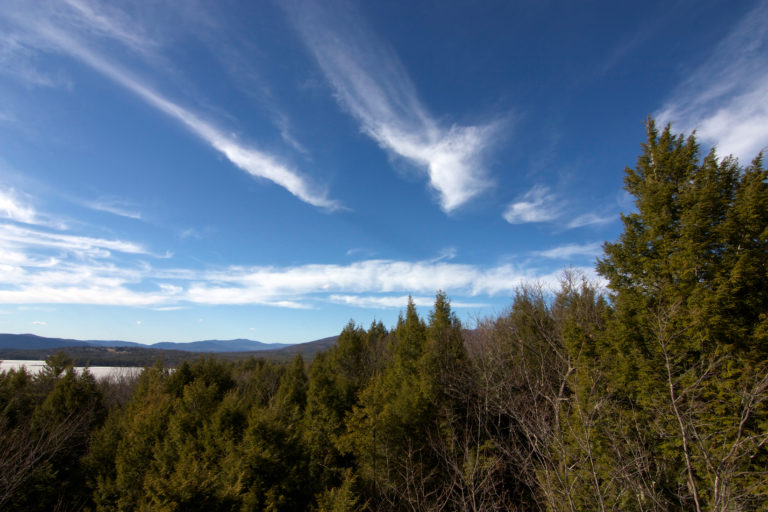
0;360;144;379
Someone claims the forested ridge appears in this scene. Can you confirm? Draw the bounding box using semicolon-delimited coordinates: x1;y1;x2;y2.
1;122;766;511
0;335;338;367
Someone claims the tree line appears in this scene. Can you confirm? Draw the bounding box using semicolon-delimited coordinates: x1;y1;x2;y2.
1;121;766;510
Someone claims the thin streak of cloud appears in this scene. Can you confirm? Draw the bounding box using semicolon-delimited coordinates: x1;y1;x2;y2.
429;247;458;263
567;213;615;229
503;185;560;224
87;200;142;220
346;247;374;258
0;30;73;89
0;223;148;256
177;227;206;240
0;285;167;307
275;113;310;156
328;294;489;309
1;2;340;210
286;1;499;212
535;242;603;260
656;2;768;160
41;24;340;210
60;0;157;55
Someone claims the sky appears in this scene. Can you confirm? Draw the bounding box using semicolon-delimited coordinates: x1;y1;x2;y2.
0;0;766;344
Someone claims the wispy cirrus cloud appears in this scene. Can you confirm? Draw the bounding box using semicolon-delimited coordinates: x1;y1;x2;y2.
0;1;340;210
328;294;489;309
534;242;603;260
0;213;168;307
656;2;768;160
566;212;615;229
286;1;499;213
0;211;594;308
0;187;37;224
0;29;73;89
503;185;617;228
86;199;143;220
0;185;598;310
196;259;599;303
0;251;590;308
0;183;73;230
58;0;158;56
503;185;561;224
0;223;148;258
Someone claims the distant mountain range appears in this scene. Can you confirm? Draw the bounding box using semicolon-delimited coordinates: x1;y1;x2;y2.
0;333;293;353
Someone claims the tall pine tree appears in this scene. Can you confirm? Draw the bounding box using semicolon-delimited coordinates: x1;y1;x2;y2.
597;120;768;510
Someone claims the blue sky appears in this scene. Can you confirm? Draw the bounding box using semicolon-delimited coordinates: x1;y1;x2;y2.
0;0;766;344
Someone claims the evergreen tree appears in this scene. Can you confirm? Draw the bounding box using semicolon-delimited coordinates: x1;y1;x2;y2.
304;319;388;500
240;353;313;511
597;120;768;510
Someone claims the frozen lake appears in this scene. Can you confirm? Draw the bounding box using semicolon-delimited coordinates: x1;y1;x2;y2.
0;360;144;379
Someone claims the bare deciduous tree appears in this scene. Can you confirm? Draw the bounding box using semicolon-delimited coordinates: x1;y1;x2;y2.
0;410;93;508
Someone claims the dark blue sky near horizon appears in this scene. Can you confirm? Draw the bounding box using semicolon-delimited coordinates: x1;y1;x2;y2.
0;0;765;343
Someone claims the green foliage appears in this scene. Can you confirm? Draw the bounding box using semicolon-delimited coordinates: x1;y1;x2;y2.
0;356;107;511
84;356;318;511
596;120;768;510
304;320;387;494
314;469;360;512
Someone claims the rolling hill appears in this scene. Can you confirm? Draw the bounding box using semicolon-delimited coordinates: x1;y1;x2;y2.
0;333;289;352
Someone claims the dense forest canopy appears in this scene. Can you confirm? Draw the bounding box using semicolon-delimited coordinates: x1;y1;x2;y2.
1;121;766;511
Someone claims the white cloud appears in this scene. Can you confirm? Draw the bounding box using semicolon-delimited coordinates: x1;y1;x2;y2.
191;260;600;304
0;1;340;210
178;227;205;240
0;188;36;223
286;1;498;212
503;185;560;224
0;189;597;311
0;236;591;308
0;223;147;257
328;294;488;309
656;3;768;161
0;29;73;89
87;200;142;220
274;113;310;156
502;188;616;229
567;213;615;229
59;0;158;56
535;242;603;260
50;27;340;210
0;285;167;307
429;247;457;263
346;247;374;258
32;320;46;325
